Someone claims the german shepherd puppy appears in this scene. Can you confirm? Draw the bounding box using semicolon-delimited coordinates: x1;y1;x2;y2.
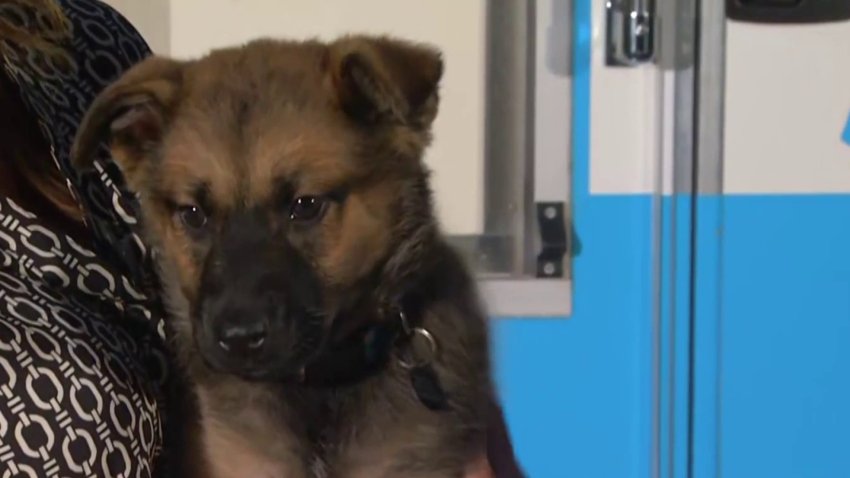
72;36;492;478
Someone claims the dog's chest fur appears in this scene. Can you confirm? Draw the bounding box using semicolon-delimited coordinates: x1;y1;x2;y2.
198;359;484;478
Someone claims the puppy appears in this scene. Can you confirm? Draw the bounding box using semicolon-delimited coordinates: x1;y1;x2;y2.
72;36;493;478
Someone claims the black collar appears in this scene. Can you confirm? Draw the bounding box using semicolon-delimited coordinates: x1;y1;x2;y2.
300;301;418;388
300;317;401;387
297;264;451;411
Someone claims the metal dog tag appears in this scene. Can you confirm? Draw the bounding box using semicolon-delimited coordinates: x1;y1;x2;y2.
410;364;449;411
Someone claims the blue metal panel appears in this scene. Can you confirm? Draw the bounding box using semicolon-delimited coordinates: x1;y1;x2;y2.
713;195;850;478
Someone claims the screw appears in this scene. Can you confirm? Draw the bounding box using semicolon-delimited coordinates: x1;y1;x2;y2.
543;262;556;276
544;206;558;220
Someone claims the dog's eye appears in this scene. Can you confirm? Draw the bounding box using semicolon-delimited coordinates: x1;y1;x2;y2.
289;196;327;222
177;205;208;229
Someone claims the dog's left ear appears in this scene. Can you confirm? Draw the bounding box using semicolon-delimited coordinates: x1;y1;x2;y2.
72;56;185;178
328;35;443;129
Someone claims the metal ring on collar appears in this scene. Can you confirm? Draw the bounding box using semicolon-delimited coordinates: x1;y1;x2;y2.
397;327;438;370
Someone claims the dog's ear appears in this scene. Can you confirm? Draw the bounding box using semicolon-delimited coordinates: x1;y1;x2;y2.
328;35;443;128
72;56;184;178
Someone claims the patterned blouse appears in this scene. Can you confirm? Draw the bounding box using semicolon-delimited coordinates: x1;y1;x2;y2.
0;1;173;476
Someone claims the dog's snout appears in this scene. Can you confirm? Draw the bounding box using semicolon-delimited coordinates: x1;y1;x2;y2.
201;293;279;361
216;321;268;356
196;235;326;378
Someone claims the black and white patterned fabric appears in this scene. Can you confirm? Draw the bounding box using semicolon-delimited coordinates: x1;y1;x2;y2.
0;1;172;476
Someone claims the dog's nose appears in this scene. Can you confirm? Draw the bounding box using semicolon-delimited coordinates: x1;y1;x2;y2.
216;321;268;356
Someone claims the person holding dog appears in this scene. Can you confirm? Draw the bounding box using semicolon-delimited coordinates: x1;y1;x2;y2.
0;0;522;476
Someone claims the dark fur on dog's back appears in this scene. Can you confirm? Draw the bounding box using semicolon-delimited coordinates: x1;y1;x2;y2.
72;36;492;478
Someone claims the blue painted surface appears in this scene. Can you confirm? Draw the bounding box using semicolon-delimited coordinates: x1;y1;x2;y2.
712;195;850;478
842;111;850;146
496;192;850;478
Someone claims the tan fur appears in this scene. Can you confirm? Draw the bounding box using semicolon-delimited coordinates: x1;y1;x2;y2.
73;35;492;478
198;383;307;478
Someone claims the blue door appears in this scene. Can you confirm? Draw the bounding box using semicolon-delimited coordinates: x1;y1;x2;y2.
689;3;850;478
497;1;850;477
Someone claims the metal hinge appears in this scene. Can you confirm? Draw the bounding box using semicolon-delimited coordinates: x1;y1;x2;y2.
535;202;568;278
606;0;655;66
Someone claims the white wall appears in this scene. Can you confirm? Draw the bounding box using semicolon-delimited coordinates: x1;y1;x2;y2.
104;0;170;54
106;0;488;235
724;20;850;194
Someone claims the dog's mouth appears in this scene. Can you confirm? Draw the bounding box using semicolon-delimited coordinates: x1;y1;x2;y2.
208;360;306;383
194;311;329;382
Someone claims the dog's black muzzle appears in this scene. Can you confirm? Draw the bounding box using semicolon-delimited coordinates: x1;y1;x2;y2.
194;212;325;380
